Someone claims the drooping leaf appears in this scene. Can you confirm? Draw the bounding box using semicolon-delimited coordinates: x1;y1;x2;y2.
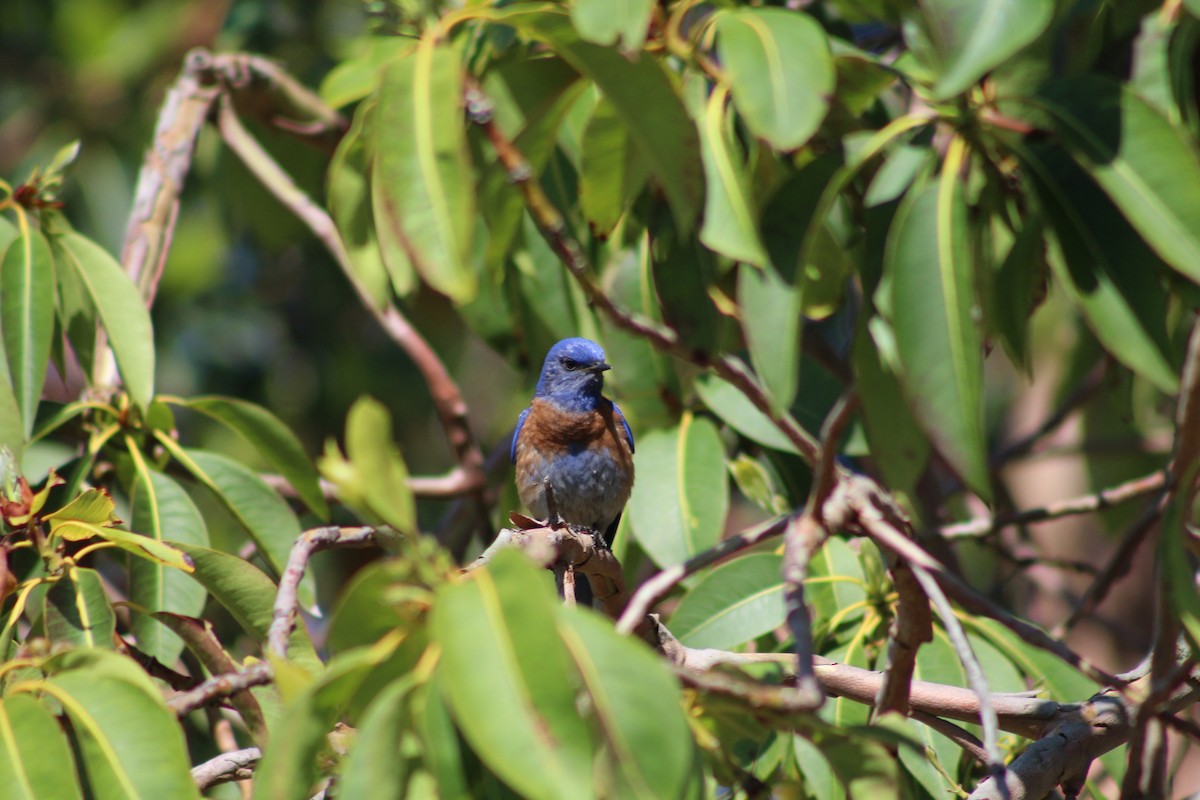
27;651;202;799
170;542;321;672
42;566;116;649
739;263;802;411
1020;141;1179;393
579;96;649;238
0;694;84;800
1036;76;1200;286
156;438;308;600
1;228;55;439
888;171;991;500
172;395;328;519
628;414;728;567
129;462;209;666
374;40;476;302
432;549;595;800
915;0;1054;99
694;373;800;455
557;607;695;800
670;553;786;649
328;99;392;308
569;0;654;51
55;232;155;409
695;85;770;268
505;7;703;232
715;7;835;150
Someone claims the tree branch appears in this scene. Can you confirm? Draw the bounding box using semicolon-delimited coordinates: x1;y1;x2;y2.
191;747;262;790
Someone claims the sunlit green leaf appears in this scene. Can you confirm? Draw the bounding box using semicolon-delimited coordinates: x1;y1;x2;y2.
670;553;785;649
43;566;116;649
570;0;654;51
55;232;155;409
715;7;835;150
374;41;475;302
628;414;728;567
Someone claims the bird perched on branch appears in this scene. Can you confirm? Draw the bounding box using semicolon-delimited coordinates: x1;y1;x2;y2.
512;337;635;603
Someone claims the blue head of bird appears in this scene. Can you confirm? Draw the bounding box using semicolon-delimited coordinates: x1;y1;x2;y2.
534;337;611;411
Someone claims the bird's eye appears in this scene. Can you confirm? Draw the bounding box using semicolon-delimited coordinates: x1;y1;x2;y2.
562;358;579;371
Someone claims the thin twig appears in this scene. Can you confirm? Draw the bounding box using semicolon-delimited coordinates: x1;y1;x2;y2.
167;661;274;716
910;710;990;766
910;563;1006;786
991;359;1108;467
261;469;484;500
941;470;1167;538
268;526;375;659
191;747;263;790
215;89;487;510
781;514;827;706
615;516;790;635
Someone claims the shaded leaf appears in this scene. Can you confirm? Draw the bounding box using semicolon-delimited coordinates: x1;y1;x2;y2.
888;174;990;500
739;263;801;411
628;414;728;567
506;7;703;232
1;228;55;438
694;373;800;455
43;566;116;649
918;0;1054;99
129;463;209;666
715;7;835;150
1037;76;1200;286
580;97;649;238
170;542;322;673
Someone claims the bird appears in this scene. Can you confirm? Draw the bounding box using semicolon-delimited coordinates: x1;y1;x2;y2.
511;337;635;604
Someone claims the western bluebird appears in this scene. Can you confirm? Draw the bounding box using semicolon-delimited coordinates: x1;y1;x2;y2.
512;338;635;600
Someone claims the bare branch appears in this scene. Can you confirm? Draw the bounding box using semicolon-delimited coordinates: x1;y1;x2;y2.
615;516;790;635
268;526;376;659
782;514;827;707
191;747;262;790
910;710;990;766
168;661;274;716
941;469;1167;538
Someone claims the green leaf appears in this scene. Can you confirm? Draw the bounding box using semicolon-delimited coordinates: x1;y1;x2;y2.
580;97;649;238
506;8;703;232
1036;76;1200;286
696;85;770;268
432;549;594;800
173;395;329;519
129;465;210;666
739;263;802;411
43;567;116;649
157;439;307;597
807;537;867;636
557;607;694;800
694;373;801;455
55;232;155;408
918;0;1054;99
569;0;654;51
715;7;835;151
328;99;392;309
255;646;394;799
319;396;415;538
1020;141;1179;394
670;553;785;649
905;629;969;795
374;41;476;302
888;175;991;500
1;228;55;439
0;694;84;800
170;542;322;673
27;653;202;799
0;354;20;461
853;317;929;497
335;677;415;798
628;414;728;567
44;487;120;530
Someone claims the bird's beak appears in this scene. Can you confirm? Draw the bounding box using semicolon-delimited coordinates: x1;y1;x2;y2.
592;362;611;373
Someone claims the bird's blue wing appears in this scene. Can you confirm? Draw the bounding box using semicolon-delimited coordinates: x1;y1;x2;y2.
613;402;634;454
511;406;532;463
